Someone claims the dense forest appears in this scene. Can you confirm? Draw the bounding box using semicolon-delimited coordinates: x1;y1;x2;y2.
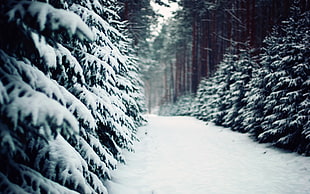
0;0;309;193
146;0;309;155
146;0;309;105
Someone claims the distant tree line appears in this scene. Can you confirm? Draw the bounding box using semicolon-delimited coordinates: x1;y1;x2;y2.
154;0;309;104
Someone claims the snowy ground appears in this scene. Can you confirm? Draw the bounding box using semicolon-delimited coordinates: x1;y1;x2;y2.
105;115;310;194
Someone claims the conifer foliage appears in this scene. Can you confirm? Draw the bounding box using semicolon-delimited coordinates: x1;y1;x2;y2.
0;0;145;193
192;9;310;155
247;10;310;153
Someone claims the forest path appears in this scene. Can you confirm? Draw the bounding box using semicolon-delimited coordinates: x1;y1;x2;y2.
105;115;310;194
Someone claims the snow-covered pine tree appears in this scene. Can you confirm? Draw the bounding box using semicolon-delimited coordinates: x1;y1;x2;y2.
191;78;209;119
211;52;238;127
221;48;257;132
0;0;145;193
170;94;194;116
194;47;256;131
61;0;146;160
241;61;268;137
248;8;309;154
191;77;219;122
68;0;141;156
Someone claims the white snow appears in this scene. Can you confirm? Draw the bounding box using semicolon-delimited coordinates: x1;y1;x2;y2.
36;135;104;194
106;115;310;194
31;32;57;69
4;75;79;137
8;1;93;41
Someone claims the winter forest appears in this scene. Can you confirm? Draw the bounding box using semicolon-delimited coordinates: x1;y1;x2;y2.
0;0;309;193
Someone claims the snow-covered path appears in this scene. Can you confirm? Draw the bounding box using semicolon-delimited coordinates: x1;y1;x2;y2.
105;115;310;194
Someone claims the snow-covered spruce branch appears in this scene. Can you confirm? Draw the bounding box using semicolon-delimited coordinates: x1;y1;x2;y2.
7;1;93;41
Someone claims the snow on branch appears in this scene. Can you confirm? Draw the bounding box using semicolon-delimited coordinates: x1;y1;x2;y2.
7;1;94;41
77;137;111;179
58;85;96;131
0;81;8;104
35;135;107;193
1;73;79;139
0;171;30;194
4;164;79;194
88;134;117;169
0;50;96;132
70;4;125;41
80;51;116;85
31;32;57;69
0;53;79;141
0;120;28;160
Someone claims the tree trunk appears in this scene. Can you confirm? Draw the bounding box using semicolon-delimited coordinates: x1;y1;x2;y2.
191;17;199;93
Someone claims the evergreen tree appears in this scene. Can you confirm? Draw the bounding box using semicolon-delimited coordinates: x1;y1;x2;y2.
153;0;306;110
117;0;157;50
0;0;145;192
247;9;310;154
191;77;218;122
211;52;238;126
193;48;257;129
221;48;257;132
192;6;309;155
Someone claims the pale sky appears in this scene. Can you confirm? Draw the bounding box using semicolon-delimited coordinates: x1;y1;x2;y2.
150;0;179;36
151;0;178;20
